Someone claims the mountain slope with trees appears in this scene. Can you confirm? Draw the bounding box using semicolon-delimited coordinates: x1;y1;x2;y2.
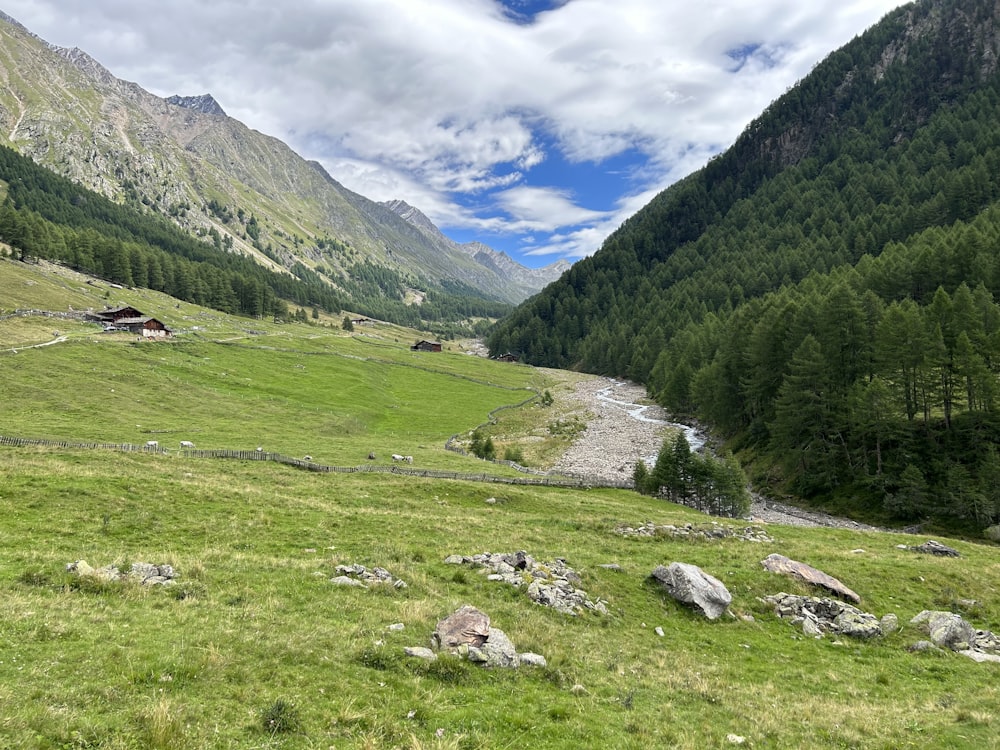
488;0;1000;530
0;11;560;330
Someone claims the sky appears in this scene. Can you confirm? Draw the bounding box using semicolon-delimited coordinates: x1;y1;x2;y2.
1;0;911;268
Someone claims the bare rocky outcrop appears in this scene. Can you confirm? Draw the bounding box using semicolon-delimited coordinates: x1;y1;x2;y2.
906;540;961;557
650;563;732;620
761;553;861;604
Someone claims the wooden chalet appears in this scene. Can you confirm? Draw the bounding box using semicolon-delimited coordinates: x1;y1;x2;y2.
117;316;173;339
91;305;144;325
411;340;442;352
493;352;521;363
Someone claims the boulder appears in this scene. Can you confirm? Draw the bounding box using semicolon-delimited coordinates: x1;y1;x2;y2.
467;627;518;668
910;610;975;651
909;540;960;557
650;562;732;619
432;605;490;649
519;652;547;667
404;647;437;661
760;554;861;604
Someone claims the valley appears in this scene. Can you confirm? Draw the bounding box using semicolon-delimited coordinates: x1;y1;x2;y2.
2;257;999;749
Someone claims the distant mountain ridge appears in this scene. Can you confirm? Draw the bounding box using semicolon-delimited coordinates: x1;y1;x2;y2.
382;199;570;295
0;12;562;313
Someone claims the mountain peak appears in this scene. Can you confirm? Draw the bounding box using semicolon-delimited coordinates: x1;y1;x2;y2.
165;94;227;117
381;199;438;234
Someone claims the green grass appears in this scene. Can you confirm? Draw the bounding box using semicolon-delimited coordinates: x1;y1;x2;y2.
2;257;1000;749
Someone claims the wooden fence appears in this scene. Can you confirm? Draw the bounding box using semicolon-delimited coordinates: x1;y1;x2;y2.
0;435;632;490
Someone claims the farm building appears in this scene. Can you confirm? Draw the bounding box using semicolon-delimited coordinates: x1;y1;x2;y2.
411;340;442;352
492;352;521;363
117;317;173;338
90;305;144;325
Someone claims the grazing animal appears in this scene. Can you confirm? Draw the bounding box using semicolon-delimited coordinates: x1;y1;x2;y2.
404;455;413;463
391;454;404;462
303;455;312;461
255;446;263;452
368;451;376;461
179;440;195;448
146;440;158;448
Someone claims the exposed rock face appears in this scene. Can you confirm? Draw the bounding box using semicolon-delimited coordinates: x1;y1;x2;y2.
766;593;883;639
760;554;861;604
650;563;732;619
165;94;227;117
444;551;608;615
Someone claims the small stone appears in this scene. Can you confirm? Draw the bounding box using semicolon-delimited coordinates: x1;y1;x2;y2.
388;623;405;631
959;650;1000;664
519;652;547;667
443;554;465;564
598;563;623;571
404;647;437;661
726;735;746;745
654;626;665;637
880;613;899;633
330;575;366;587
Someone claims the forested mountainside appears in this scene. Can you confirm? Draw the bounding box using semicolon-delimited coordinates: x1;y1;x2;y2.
488;0;1000;530
0;12;555;332
0;144;511;330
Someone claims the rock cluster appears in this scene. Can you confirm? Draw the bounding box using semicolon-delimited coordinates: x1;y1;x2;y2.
905;540;961;557
616;521;773;543
330;563;407;589
404;605;547;669
66;560;177;586
910;610;1000;662
444;551;608;615
650;563;732;619
765;593;886;639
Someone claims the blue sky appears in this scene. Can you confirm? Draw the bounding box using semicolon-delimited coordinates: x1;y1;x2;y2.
2;0;910;269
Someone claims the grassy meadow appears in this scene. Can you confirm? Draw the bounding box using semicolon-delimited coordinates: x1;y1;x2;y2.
2;258;1000;749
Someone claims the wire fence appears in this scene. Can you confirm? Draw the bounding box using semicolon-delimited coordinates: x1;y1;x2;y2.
0;434;632;490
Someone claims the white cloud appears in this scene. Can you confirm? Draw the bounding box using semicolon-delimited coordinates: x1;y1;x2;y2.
0;0;911;265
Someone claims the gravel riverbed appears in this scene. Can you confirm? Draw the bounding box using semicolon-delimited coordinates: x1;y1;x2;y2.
549;377;887;531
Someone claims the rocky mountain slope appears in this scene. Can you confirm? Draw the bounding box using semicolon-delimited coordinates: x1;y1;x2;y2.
0;12;559;307
382;199;570;299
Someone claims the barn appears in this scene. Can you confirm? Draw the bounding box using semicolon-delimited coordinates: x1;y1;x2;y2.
411;340;442;352
91;305;144;325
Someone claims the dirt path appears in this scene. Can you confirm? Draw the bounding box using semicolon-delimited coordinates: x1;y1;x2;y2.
550;377;887;531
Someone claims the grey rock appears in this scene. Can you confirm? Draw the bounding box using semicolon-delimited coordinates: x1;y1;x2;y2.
330;575;366;587
959;650;1000;664
909;540;960;557
443;554;466;565
519;652;547;667
910;610;975;651
833;610;882;639
433;605;490;649
761;553;861;603
880;613;900;634
404;647;437;661
476;627;518;668
650;562;732;619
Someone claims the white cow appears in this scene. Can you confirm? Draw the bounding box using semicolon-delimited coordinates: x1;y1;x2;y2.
403;455;413;463
146;440;158;448
180;440;195;448
391;453;404;462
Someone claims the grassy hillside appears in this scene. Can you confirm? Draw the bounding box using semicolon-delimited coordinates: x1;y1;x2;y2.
2;258;1000;749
